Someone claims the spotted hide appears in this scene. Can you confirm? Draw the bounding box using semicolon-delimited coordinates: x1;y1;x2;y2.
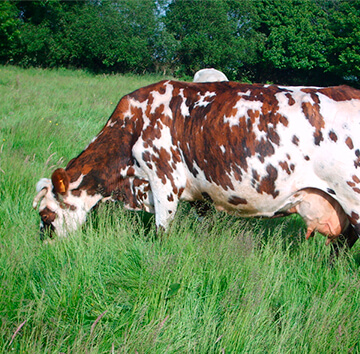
33;80;360;250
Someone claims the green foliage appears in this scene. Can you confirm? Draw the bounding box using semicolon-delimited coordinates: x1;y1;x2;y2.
1;66;360;353
164;0;263;80
61;0;158;73
254;0;331;84
9;0;159;73
0;1;21;62
326;1;360;86
1;0;360;84
251;0;360;86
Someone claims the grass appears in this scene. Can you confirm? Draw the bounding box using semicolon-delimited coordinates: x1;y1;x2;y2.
1;65;360;353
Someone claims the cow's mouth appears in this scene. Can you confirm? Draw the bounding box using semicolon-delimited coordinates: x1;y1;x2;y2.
40;221;55;241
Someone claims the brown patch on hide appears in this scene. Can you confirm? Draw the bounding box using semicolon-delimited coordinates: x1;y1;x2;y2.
328;131;338;142
292;135;299;146
318;85;360;101
347;175;360;194
346;137;354;150
228;196;248;205
355;150;360;169
252;169;260;181
353;175;360;183
71;189;81;197
285;93;295;105
279;161;291;175
256;164;279;198
349;211;360;225
300;92;324;146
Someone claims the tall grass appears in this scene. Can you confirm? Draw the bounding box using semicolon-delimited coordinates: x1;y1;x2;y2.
1;66;360;353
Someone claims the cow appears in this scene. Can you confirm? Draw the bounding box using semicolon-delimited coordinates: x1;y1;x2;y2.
33;80;360;252
193;68;228;83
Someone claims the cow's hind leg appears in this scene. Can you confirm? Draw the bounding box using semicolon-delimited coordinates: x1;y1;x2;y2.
330;223;358;258
332;209;360;256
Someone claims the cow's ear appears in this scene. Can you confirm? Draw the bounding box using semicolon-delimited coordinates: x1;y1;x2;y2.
51;168;70;195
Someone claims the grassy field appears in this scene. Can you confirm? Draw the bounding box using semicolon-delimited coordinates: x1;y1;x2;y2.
1;65;360;353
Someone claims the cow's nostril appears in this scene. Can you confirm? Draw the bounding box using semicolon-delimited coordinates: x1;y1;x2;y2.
39;207;56;224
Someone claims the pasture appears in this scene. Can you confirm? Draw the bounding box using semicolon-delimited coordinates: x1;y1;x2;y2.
1;65;360;353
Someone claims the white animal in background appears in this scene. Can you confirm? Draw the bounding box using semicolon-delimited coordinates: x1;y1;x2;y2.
193;68;228;82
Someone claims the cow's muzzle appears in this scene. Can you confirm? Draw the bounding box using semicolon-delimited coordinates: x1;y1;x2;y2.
39;207;56;240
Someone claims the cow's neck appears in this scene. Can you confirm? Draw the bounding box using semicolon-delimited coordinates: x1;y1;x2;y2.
64;105;142;206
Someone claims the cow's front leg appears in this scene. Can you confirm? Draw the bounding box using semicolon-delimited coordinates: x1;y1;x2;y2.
150;184;180;231
132;140;185;231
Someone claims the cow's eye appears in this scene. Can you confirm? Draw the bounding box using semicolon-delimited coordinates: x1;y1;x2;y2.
59;201;77;211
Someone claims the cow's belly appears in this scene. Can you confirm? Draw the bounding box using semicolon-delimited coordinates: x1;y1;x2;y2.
179;159;316;218
182;180;350;243
181;179;302;218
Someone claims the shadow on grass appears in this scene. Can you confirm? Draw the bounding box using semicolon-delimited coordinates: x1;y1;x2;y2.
88;200;306;240
85;199;360;264
351;251;360;267
184;201;307;250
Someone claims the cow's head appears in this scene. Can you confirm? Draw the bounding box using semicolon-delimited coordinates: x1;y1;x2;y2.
33;168;92;239
33;167;154;239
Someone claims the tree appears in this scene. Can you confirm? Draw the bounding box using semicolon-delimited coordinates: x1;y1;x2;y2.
9;0;159;73
325;0;360;86
2;0;360;86
0;1;21;63
11;0;79;67
253;0;333;85
163;0;264;80
55;0;157;72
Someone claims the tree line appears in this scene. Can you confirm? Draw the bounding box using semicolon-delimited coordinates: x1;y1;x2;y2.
1;0;360;86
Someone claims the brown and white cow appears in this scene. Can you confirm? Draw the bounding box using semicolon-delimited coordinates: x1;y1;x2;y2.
33;80;360;250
